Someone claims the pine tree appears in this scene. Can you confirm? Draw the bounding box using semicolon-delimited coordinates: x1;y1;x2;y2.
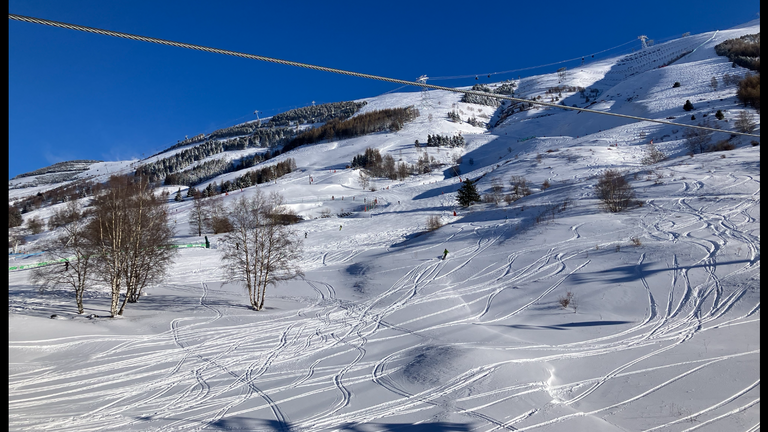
456;178;481;207
174;188;183;202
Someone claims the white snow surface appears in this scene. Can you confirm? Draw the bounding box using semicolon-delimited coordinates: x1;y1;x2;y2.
9;22;760;432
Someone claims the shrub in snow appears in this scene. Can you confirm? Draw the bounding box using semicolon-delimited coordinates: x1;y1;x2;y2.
736;74;760;110
710;140;736;152
8;205;22;228
683;100;694;111
641;142;666;165
509;176;532;201
595;169;636;212
26;216;44;234
558;292;575;310
426;215;443;231
683;121;713;154
673;82;681;88
734;110;757;133
715;110;725;120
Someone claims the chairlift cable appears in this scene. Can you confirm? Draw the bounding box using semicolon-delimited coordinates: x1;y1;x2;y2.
429;39;638;81
8;13;760;138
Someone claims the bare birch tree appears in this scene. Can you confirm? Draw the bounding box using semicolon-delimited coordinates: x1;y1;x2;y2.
222;190;303;311
30;200;95;314
88;175;177;317
189;194;208;237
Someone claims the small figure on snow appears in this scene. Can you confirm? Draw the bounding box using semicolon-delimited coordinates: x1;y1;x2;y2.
339;225;343;231
305;232;308;238
443;249;449;260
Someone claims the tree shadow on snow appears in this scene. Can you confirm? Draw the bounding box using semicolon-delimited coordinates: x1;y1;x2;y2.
192;418;471;432
339;422;471;431
570;259;753;285
126;293;253;314
480;321;631;331
204;418;292;431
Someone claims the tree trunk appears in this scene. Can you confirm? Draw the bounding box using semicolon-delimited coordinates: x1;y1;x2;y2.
76;285;84;314
110;281;120;317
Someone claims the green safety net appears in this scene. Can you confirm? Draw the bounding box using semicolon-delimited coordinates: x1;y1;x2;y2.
9;243;207;271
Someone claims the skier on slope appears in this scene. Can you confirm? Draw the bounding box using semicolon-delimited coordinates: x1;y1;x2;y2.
443;249;449;260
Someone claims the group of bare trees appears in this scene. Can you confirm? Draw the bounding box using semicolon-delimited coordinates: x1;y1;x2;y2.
31;175;177;317
189;195;232;236
28;174;305;315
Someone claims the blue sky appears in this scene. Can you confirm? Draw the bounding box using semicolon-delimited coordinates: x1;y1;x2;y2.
8;0;760;179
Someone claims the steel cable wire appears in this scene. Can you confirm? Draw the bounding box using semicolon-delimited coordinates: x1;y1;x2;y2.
9;13;760;138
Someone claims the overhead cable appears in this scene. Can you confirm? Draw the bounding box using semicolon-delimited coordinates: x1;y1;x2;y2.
8;13;760;138
429;39;638;81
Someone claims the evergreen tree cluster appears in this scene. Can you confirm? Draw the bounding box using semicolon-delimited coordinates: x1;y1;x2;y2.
247;127;296;149
155;134;207;156
12;160;100;179
462;84;501;107
466;117;486;128
546;85;583;94
182;158;297;197
426;134;465;147
164;158;234;186
209;124;259;140
283;106;419;152
267;101;367;127
216;127;295;152
226;158;298;191
351;147;383;171
13;180;97;214
152;101;364;157
136;140;225;183
494;81;517;95
350;148;412;180
164;146;290;187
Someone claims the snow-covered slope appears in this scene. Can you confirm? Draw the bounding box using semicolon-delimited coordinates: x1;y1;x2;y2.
9;21;760;432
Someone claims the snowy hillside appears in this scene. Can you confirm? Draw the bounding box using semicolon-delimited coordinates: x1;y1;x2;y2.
9;21;760;432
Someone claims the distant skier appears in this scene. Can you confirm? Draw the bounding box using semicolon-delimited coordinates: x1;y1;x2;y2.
339;225;343;231
64;261;69;271
443;249;449;260
305;232;308;238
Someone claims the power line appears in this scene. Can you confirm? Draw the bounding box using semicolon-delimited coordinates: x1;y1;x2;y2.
8;13;760;138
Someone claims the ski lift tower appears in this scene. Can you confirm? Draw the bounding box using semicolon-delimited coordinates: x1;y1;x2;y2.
253;110;261;126
638;35;649;49
417;75;432;109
